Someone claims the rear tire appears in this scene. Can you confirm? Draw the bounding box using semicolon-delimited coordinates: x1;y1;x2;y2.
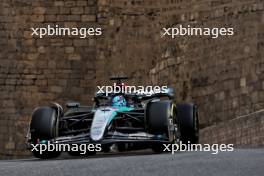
146;100;172;136
30;106;61;159
176;103;199;144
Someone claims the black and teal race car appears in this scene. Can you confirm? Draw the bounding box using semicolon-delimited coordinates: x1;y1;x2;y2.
27;77;199;159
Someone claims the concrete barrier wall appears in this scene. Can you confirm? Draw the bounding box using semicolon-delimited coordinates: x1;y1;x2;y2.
200;110;264;146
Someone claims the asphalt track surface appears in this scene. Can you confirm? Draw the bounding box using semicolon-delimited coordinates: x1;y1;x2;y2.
0;149;263;176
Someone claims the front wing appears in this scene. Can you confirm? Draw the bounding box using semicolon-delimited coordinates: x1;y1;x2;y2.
27;131;169;149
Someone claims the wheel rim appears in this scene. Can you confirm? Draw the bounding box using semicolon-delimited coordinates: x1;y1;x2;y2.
169;104;180;143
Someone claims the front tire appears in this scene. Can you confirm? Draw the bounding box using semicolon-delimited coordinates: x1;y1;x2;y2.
30;106;61;159
146;100;176;153
32;150;61;159
176;103;199;144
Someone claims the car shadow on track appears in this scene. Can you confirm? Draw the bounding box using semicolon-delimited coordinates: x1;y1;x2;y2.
6;149;160;162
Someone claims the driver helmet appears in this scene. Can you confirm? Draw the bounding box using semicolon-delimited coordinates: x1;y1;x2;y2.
112;95;127;107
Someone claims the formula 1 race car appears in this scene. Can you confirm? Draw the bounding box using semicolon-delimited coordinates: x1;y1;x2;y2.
27;77;199;159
